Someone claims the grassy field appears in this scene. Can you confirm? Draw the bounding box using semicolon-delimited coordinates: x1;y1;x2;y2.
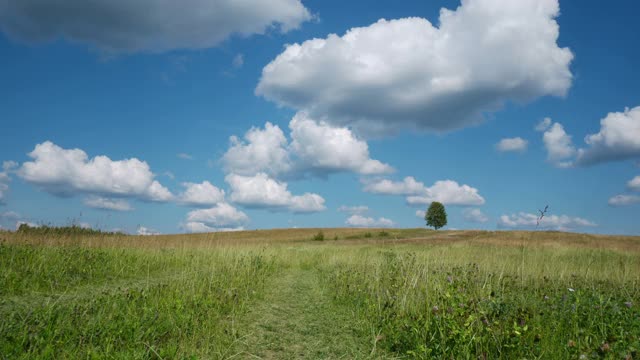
0;228;639;359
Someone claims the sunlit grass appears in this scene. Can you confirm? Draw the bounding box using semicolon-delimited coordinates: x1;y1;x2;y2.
0;228;638;358
318;244;640;358
0;245;278;358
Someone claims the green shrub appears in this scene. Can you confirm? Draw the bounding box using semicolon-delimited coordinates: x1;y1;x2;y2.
313;231;325;241
16;223;125;237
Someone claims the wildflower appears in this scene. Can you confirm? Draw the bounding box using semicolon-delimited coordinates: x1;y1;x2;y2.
568;288;575;292
567;340;576;348
624;301;633;308
543;295;550;301
446;275;453;284
579;355;587;360
600;343;610;353
432;306;439;314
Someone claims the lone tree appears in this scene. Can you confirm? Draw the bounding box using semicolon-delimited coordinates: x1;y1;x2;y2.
425;201;447;230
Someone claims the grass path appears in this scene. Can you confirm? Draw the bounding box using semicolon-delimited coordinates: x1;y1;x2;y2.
230;266;395;359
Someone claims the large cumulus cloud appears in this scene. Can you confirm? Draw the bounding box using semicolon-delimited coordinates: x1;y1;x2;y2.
184;202;249;232
0;0;311;53
256;0;573;135
225;172;325;213
576;106;640;166
540;106;640;168
18;141;172;202
222;113;393;178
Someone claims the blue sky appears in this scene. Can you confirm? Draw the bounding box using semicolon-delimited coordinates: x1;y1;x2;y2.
0;0;639;235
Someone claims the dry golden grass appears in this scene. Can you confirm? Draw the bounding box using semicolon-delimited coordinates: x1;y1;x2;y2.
380;230;640;253
1;227;639;253
1;227;400;248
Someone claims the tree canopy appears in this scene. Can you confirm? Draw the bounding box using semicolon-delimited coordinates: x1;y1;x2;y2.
425;202;447;230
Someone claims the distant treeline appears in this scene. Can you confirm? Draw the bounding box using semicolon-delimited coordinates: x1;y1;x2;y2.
15;223;126;236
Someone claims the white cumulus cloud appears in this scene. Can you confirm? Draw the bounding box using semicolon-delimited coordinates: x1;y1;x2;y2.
3;161;17;171
363;176;425;195
182;222;245;233
222;122;292;177
498;212;596;230
543;122;576;168
222;114;392;178
406;180;485;206
628;176;640;192
535;117;552;132
185;202;249;230
345;214;394;228
496;137;528;153
226;173;325;213
0;0;311;53
576;106;640;166
256;0;573;135
0;172;9;204
178;181;225;208
608;194;640;207
541;107;640;168
365;177;485;206
289;112;394;175
84;196;133;211
462;208;489;223
0;161;16;204
137;226;161;236
289;192;326;213
607;175;640;207
18;141;173;202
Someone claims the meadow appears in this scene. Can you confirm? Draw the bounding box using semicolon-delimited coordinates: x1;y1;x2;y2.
0;227;638;359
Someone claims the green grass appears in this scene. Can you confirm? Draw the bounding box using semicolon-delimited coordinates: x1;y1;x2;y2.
0;229;639;359
0;245;174;296
231;265;391;359
319;245;640;359
0;245;278;358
